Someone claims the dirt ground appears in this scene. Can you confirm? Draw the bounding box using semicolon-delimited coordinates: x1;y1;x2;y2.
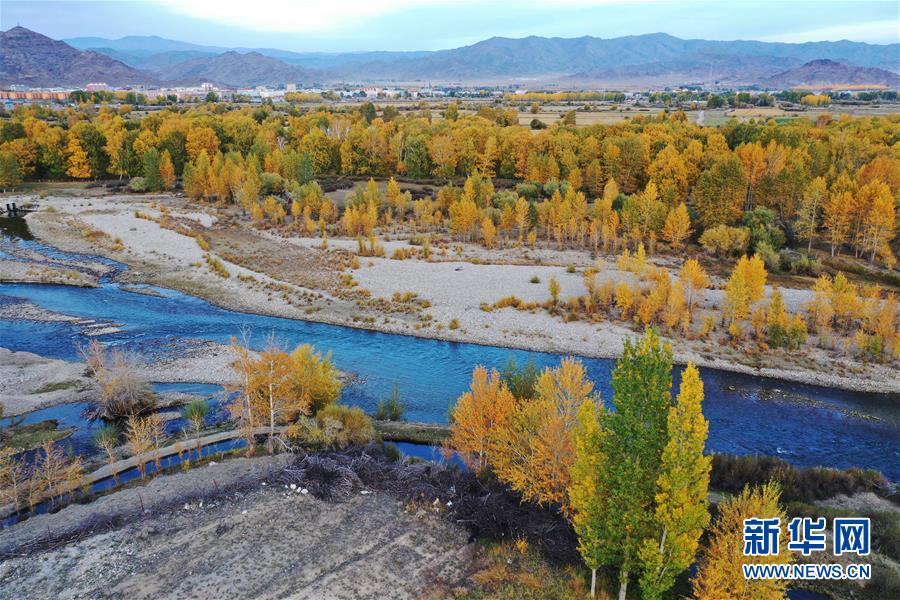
0;454;472;600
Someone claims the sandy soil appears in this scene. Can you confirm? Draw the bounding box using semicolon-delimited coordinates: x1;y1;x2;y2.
0;454;471;600
0;259;99;287
0;348;95;416
11;193;900;394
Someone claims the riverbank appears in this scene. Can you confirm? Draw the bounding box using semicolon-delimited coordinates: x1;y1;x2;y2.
0;344;237;416
0;452;472;600
11;193;900;394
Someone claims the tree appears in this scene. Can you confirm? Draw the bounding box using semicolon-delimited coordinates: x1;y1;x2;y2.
571;399;607;597
548;276;561;304
638;363;710;600
679;259;709;318
481;216;497;249
182;399;209;455
692;482;792;600
724;254;767;323
142;148;163;191
492;358;597;510
594;329;674;600
65;133;91;179
795;176;826;252
823;190;852;256
449;366;516;472
159;149;176;189
862;181;895;263
661;202;692;249
692;155;746;229
0;151;21;190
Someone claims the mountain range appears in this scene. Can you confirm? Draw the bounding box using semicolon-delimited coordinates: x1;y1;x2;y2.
2;26;898;89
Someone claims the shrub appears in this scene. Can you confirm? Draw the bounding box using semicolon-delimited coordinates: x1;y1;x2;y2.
80;341;157;421
755;241;780;271
699;225;750;257
375;385;405;421
710;454;889;503
128;177;147;192
530;276;540;284
449;318;460;330
315;404;375;448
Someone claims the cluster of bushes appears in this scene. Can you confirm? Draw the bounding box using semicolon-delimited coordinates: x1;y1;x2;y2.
710;454;890;503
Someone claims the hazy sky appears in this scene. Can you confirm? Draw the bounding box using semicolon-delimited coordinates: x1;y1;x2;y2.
2;0;898;52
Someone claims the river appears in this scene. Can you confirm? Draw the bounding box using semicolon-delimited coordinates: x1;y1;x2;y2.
1;216;898;480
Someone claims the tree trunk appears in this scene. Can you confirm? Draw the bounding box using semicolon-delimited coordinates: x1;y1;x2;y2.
591;568;597;598
618;568;628;600
268;383;276;453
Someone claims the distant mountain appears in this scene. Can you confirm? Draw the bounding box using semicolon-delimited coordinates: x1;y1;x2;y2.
9;27;900;88
1;26;152;87
328;33;899;82
157;51;320;87
761;59;900;89
567;54;807;87
66;34;429;70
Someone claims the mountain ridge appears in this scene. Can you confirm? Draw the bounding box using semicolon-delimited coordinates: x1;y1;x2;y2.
4;27;898;89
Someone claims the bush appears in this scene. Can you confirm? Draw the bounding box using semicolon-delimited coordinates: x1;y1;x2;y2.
128;177;147;193
699;225;750;257
375;385;405;421
787;253;823;276
742;207;786;251
710;454;889;503
755;240;780;271
81;341;157;421
259;172;285;195
315;405;375;447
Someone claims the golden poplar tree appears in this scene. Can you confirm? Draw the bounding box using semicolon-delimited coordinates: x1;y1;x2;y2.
638;363;710;600
823;190;853;256
662;202;692;249
159;149;176;189
692;482;792;600
65;133;91;179
449;366;516;472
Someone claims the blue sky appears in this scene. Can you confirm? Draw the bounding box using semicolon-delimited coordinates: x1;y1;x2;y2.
2;1;898;52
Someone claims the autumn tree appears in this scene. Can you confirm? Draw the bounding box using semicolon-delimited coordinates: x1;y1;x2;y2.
795;176;826;252
491;358;597;510
571;399;607;597
65;132;91;179
692;482;792;600
591;329;674;600
679;259;709;319
724;254;767;323
449;366;516;472
159;149;176;189
638;363;710;600
661;202;692;250
692;155;746;229
823;190;853;256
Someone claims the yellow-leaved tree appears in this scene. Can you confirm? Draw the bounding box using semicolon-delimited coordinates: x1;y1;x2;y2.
638;363;710;599
449;366;516;472
692;482;793;600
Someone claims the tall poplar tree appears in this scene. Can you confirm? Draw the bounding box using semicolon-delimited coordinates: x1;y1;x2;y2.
638;363;711;599
595;328;674;600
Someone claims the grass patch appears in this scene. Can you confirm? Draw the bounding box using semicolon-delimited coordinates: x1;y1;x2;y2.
30;380;81;394
1;420;75;453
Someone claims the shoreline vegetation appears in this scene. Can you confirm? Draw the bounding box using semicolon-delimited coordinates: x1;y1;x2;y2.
0;274;896;598
1;195;893;394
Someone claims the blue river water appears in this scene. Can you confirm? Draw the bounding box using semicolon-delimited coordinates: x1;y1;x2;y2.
1;217;898;480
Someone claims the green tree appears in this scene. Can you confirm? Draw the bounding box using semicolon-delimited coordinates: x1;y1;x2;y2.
571;399;607;597
638;363;710;599
693;155;746;229
142;148;163;191
0;152;21;190
599;329;673;600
